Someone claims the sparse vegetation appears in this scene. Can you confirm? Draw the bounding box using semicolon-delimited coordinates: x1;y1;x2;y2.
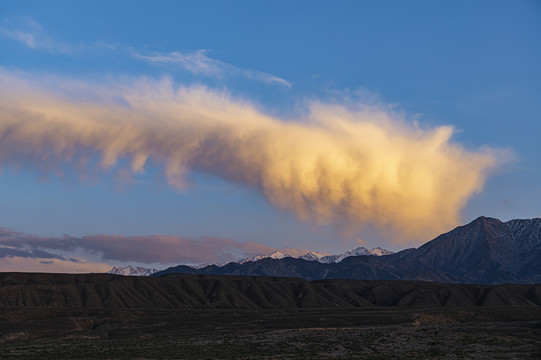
0;307;540;359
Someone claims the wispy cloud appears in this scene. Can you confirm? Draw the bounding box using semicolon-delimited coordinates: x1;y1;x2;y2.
1;17;290;88
0;17;71;54
136;50;292;87
136;50;221;76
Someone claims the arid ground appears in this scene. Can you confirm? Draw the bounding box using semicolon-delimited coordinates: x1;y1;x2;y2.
0;273;540;359
2;307;541;358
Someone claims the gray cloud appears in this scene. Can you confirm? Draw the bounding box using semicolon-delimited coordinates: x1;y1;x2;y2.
0;228;282;265
0;243;72;262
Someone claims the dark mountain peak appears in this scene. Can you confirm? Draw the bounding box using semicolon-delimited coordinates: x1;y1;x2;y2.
473;215;497;221
409;216;518;280
466;217;512;248
466;216;504;228
419;216;507;250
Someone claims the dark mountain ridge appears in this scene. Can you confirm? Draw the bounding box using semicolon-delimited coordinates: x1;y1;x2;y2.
154;217;541;284
1;272;540;309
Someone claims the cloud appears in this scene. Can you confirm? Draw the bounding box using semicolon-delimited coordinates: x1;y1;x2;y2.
136;50;292;87
0;17;71;54
0;244;72;262
356;238;367;245
0;70;509;242
0;228;284;265
0;256;110;274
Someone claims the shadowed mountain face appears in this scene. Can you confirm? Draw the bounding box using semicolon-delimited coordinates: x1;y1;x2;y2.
398;217;540;283
154;217;541;284
0;272;540;309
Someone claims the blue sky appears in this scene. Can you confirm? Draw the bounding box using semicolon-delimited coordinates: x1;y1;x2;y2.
0;1;539;272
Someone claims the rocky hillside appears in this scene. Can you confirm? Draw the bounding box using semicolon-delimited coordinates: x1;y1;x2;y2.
0;272;540;309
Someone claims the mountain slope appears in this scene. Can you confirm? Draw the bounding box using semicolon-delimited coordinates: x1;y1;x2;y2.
506;218;541;282
397;217;519;283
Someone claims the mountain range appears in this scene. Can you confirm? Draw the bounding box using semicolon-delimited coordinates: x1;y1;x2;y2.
109;247;394;275
153;217;541;284
237;246;393;264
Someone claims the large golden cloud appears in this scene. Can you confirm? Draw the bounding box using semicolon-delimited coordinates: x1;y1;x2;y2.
0;70;506;242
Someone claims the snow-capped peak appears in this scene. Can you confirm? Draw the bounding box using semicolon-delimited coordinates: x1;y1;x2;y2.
332;247;394;262
191;261;230;269
369;247;394;256
299;251;331;261
334;247;373;262
108;266;159;276
240;251;292;263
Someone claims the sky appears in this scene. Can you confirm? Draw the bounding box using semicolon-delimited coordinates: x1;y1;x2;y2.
0;0;540;273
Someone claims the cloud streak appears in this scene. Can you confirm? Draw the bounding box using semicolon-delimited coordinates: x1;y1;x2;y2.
0;70;507;242
136;50;292;87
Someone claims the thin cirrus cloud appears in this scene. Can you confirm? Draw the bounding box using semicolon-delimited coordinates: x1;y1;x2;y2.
1;17;290;88
0;227;286;265
136;50;292;87
0;17;72;54
0;69;510;242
